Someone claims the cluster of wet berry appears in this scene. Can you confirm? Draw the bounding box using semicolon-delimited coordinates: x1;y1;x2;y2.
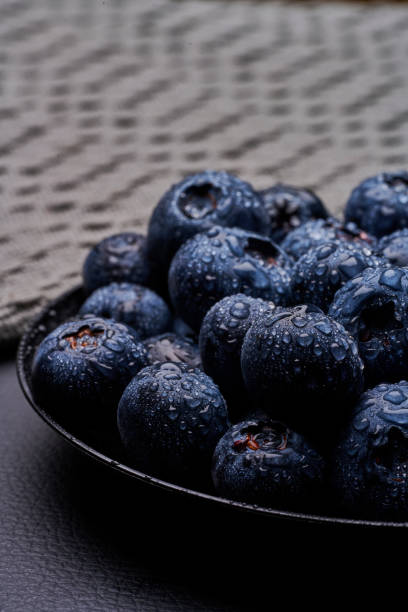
31;170;408;520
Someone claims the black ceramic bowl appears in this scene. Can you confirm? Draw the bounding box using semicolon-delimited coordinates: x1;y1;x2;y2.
16;285;408;529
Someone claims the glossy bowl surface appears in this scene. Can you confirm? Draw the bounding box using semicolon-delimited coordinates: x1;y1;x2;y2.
16;286;408;529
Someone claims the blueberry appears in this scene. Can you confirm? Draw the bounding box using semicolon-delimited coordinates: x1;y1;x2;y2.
146;171;269;276
241;305;364;439
281;217;376;261
212;416;325;509
291;241;384;312
259;183;328;243
83;233;152;294
117;362;229;484
329;266;408;387
345;171;408;238
332;382;408;520
143;333;201;369
199;294;274;420
32;317;148;418
378;228;408;267
172;317;197;343
168;226;292;331
79;282;172;340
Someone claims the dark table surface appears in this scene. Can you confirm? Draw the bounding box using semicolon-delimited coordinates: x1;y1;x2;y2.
1;356;406;611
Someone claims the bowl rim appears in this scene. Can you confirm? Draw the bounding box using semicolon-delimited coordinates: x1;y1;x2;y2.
16;284;408;529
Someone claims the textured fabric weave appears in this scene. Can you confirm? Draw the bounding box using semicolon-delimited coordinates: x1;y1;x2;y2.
2;0;408;346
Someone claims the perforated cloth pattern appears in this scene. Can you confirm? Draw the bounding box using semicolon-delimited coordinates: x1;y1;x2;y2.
2;0;408;347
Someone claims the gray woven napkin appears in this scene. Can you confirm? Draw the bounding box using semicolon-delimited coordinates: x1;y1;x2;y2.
2;0;408;348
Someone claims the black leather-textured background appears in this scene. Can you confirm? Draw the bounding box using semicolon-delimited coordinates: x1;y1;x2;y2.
1;357;407;611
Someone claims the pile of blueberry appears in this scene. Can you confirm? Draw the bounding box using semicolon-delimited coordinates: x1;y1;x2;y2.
31;170;408;521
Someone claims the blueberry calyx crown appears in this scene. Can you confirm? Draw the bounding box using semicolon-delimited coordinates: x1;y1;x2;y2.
243;236;278;267
232;422;289;454
62;325;104;350
152;338;185;361
373;427;408;483
143;333;201;368
336;223;374;246
267;195;303;232
358;300;403;343
383;173;408;190
178;183;221;219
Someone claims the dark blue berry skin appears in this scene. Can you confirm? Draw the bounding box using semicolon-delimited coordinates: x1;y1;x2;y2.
146;171;269;275
332;382;408;520
329;266;408;388
83;233;152;295
241;305;364;441
212;416;325;509
345;171;408;238
281;217;376;261
117;362;229;485
199;294;274;420
291;241;384;312
79;282;172;340
259;183;328;244
143;333;201;369
168;226;292;331
378;228;408;267
172;317;197;343
32;317;148;418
